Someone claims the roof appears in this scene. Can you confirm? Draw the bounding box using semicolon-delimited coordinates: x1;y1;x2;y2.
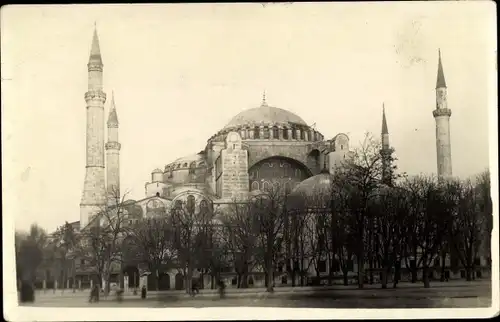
382;105;388;134
224;101;307;129
436;49;447;88
107;92;118;126
288;172;334;209
89;26;102;64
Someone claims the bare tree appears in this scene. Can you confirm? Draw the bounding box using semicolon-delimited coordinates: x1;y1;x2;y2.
447;175;491;281
171;197;214;293
129;216;176;291
219;201;259;288
330;132;395;289
402;175;451;288
15;224;48;286
51;222;79;292
369;185;408;288
77;188;132;295
250;185;288;292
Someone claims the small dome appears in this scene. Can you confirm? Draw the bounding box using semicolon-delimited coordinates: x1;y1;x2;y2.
166;153;206;169
224;102;307;129
152;168;163;174
289;171;333;209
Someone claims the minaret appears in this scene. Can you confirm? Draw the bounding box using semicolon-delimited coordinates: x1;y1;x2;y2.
106;91;121;204
381;104;392;185
80;25;107;228
433;49;452;181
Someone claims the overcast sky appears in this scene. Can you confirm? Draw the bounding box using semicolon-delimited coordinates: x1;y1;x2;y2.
2;3;496;233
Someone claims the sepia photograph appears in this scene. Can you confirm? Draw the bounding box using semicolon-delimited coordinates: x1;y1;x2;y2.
1;2;498;321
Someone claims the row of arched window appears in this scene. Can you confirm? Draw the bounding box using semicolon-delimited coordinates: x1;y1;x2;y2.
165;161;206;173
210;126;324;143
250;180;298;193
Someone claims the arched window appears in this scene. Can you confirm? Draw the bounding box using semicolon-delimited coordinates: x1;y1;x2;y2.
272;126;279;139
189;161;196;174
254;126;260;139
156;192;160;197
251;181;259;191
262;181;271;192
187;195;195;214
183;163;188;168
263;127;270;139
200;200;209;213
291;127;297;140
177;164;181;169
283;128;289;140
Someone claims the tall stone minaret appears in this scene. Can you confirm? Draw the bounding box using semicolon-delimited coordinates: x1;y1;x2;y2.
433;49;452;180
106;91;121;204
381;104;392;185
80;26;107;228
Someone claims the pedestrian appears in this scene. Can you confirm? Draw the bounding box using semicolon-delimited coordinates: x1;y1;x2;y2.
218;279;226;299
141;285;147;299
89;284;99;303
19;280;35;303
191;280;199;297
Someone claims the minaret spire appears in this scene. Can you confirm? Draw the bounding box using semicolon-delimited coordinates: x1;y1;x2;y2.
382;103;389;135
381;103;392;185
107;90;119;127
433;49;452;181
106;90;121;204
89;24;102;65
81;26;107;228
436;48;446;89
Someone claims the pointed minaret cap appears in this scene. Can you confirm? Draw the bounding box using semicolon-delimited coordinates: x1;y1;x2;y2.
436;49;446;89
107;91;118;127
382;103;389;135
89;22;103;64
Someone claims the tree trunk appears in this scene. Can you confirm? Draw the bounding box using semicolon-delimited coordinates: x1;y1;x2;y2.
381;268;388;289
423;266;430;288
343;270;348;286
369;258;374;285
393;261;400;288
411;264;417;283
241;269;249;288
266;259;274;293
466;268;472;281
357;248;364;289
440;252;446;282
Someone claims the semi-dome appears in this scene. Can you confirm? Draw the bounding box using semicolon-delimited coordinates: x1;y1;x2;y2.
289;170;333;209
224;101;307;129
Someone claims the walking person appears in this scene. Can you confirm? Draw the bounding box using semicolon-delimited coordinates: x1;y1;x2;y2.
191;279;200;297
89;284;99;303
218;279;226;299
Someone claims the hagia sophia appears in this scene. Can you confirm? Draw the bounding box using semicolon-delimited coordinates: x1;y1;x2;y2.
64;26;455;291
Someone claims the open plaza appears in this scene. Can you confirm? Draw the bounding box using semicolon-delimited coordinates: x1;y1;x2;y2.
25;280;491;309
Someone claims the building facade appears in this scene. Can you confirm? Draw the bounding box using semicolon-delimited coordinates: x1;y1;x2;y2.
44;28;482;291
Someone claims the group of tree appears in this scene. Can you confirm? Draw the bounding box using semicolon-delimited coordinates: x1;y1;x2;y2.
16;133;493;293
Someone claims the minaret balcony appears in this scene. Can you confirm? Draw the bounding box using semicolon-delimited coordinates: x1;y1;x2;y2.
105;142;121;150
85;90;107;103
87;62;103;72
433;108;452;118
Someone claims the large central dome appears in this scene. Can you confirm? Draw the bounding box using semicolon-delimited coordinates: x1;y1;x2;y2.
224;101;307;129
